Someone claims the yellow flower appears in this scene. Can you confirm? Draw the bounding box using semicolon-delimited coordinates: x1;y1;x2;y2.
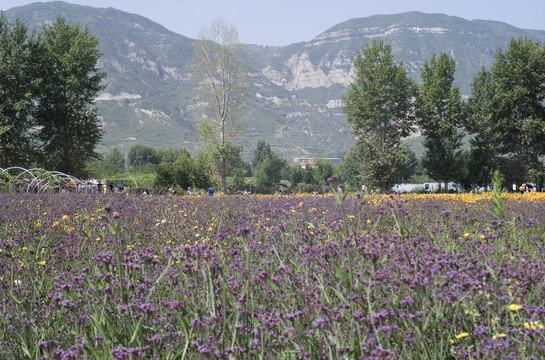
62;215;70;221
367;219;372;224
464;232;470;237
39;260;46;266
492;334;507;339
95;237;101;242
524;321;544;330
508;304;522;311
455;332;469;339
51;221;60;227
22;247;28;251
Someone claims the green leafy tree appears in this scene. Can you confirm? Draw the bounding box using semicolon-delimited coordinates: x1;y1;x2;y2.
338;145;364;189
288;164;304;190
396;147;418;184
0;15;34;167
342;38;417;192
171;152;194;190
313;159;335;188
226;147;250;193
159;148;191;165
466;68;502;188
253;145;287;193
192;18;250;194
30;17;105;177
302;166;315;187
85;147;125;177
192;151;214;190
127;144;161;167
251;140;272;171
491;37;545;190
154;150;194;190
103;147;125;175
417;52;466;192
154;163;175;190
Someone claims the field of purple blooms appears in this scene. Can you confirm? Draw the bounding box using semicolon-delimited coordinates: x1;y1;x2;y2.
1;192;545;359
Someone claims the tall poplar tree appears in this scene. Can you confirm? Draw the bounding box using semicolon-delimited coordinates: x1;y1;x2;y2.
491;37;545;189
342;38;416;192
0;15;34;167
32;16;105;177
466;68;502;188
417;52;466;192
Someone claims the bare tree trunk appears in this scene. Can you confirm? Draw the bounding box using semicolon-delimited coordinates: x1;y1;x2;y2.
192;19;249;194
220;156;227;194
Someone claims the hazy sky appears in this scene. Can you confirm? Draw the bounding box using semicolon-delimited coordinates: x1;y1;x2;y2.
2;0;545;46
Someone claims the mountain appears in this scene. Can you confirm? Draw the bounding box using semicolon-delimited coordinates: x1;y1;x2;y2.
5;2;545;160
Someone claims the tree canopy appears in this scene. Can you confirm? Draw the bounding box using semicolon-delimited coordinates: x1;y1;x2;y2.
417;52;467;192
492;37;545;188
341;38;417;192
0;15;105;177
0;15;35;167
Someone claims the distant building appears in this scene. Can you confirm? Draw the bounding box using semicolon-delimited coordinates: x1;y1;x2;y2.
293;158;341;169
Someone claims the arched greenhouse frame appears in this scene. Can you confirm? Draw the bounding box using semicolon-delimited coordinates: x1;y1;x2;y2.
0;167;137;193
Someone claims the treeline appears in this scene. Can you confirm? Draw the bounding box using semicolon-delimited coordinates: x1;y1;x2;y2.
341;37;545;192
86;141;371;195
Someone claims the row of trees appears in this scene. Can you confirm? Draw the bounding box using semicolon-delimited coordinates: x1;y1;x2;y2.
86;141;346;195
0;15;105;177
342;37;545;192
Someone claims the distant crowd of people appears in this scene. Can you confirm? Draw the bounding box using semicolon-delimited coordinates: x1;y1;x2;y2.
513;182;534;193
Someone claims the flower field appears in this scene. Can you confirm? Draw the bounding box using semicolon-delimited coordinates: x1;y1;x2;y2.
1;192;545;359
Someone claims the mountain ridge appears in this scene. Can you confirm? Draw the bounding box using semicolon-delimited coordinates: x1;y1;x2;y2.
4;2;545;159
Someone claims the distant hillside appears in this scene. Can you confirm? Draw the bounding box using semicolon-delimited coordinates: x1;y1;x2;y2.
5;2;545;159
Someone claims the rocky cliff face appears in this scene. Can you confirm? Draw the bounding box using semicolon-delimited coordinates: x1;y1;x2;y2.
261;51;355;91
6;4;545;159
